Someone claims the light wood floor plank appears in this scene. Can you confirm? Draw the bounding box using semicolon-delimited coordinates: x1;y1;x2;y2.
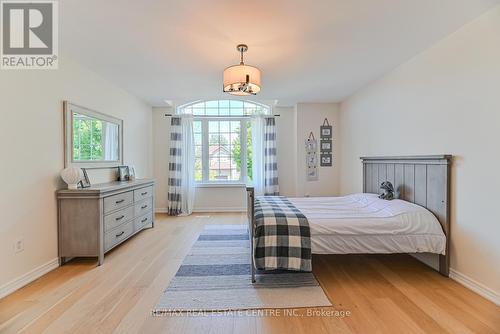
0;213;498;334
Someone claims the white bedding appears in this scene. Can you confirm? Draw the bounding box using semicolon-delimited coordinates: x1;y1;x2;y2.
288;193;446;255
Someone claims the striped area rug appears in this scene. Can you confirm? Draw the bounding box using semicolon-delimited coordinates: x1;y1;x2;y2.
153;225;332;312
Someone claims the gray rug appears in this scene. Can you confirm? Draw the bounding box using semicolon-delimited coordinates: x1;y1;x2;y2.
153;224;332;313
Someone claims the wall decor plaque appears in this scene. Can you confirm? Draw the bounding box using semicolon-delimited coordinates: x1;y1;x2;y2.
320;118;333;167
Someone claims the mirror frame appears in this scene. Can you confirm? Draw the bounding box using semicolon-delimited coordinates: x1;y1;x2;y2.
63;101;124;168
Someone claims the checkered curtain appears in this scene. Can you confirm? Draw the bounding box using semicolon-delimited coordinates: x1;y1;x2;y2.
263;117;279;195
167;116;195;216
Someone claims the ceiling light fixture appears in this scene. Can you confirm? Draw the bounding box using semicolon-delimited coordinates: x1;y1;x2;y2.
223;44;261;96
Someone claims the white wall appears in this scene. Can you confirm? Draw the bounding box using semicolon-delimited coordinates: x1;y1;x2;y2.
152;107;172;211
339;5;500;298
0;56;152;292
275;106;297;197
296;103;341;197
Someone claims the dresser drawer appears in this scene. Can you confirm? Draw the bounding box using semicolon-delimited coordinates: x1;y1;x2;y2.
134;197;153;217
104;206;134;232
134;212;153;231
104;191;133;214
134;186;153;202
104;220;134;252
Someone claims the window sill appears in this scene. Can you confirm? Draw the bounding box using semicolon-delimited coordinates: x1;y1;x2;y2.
195;182;247;189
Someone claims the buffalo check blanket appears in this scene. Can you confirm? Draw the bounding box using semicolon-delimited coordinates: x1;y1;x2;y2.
253;196;312;272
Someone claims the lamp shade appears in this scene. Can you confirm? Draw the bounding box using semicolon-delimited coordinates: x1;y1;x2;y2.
223;64;261;96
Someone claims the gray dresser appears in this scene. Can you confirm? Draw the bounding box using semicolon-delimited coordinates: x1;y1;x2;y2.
57;179;155;265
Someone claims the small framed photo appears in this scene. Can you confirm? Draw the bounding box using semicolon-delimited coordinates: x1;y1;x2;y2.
320;125;332;139
320;140;332;152
79;168;91;188
127;165;136;181
305;139;317;153
118;166;129;181
320;154;333;167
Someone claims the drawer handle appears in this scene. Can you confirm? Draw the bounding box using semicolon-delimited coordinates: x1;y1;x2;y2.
141;192;148;196
115;231;125;238
141;205;148;209
115;199;125;204
141;217;148;223
115;215;125;221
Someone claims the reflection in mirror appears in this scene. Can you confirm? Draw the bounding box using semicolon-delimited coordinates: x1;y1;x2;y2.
72;113;119;161
64;102;123;168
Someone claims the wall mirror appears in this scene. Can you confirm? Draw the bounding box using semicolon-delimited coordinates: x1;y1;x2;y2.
64;101;123;168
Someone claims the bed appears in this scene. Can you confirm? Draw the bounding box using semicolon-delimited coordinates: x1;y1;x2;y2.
247;155;452;282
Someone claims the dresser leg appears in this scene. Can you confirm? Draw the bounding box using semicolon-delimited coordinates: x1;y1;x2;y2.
59;257;66;266
98;254;104;266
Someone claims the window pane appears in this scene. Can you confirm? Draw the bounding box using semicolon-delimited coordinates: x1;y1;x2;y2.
230;108;244;116
230;100;243;108
185;100;266;183
194;133;202;145
209;135;220;146
219;121;230;133
194;145;202;157
246;121;252;182
205;100;218;108
219;108;230;116
209;121;219;133
230;121;240;132
179;99;269;116
220;134;230;146
193;120;202;133
219;146;230;157
192;108;205;116
244;106;256;115
194;157;202;182
206;108;218;116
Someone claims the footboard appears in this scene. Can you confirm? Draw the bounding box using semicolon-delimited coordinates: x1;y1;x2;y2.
246;186;256;283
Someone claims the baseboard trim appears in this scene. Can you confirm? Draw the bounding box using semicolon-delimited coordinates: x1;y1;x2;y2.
449;268;500;306
156;207;246;213
0;258;59;299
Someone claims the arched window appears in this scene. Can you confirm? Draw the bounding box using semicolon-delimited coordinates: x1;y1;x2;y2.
178;100;270;184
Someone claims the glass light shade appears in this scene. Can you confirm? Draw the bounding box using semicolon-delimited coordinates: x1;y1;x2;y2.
223;64;261;95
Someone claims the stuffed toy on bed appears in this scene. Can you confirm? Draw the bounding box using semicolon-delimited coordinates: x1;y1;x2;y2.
379;181;395;200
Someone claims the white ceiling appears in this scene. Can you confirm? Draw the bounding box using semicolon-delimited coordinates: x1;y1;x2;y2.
61;0;499;106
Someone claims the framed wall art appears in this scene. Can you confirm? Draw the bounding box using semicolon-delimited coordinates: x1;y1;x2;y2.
320;118;333;167
305;132;318;181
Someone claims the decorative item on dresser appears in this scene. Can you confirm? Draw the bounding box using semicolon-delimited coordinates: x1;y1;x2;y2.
57;179;155;265
60;167;82;190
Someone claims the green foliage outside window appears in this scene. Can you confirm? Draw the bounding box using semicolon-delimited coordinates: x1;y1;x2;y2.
232;122;252;182
73;117;103;161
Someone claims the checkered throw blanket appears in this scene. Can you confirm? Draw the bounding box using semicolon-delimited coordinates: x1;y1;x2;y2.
253;196;312;272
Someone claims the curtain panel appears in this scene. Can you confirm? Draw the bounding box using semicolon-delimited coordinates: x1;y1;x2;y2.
167;116;195;215
252;116;279;196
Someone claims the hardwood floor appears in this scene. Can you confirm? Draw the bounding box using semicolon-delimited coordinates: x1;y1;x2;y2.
1;213;499;334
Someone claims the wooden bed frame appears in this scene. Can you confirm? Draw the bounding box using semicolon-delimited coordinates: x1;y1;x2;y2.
246;155;452;282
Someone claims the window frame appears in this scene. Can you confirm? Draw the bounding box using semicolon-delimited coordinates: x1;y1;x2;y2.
179;100;269;187
196;116;249;186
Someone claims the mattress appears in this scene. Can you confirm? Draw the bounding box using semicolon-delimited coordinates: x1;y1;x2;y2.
288;193;446;255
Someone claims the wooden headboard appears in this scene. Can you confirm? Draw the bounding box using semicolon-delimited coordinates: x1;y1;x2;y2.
361;155;452;276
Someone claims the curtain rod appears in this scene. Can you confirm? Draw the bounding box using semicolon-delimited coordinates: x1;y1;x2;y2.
164;114;280;117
